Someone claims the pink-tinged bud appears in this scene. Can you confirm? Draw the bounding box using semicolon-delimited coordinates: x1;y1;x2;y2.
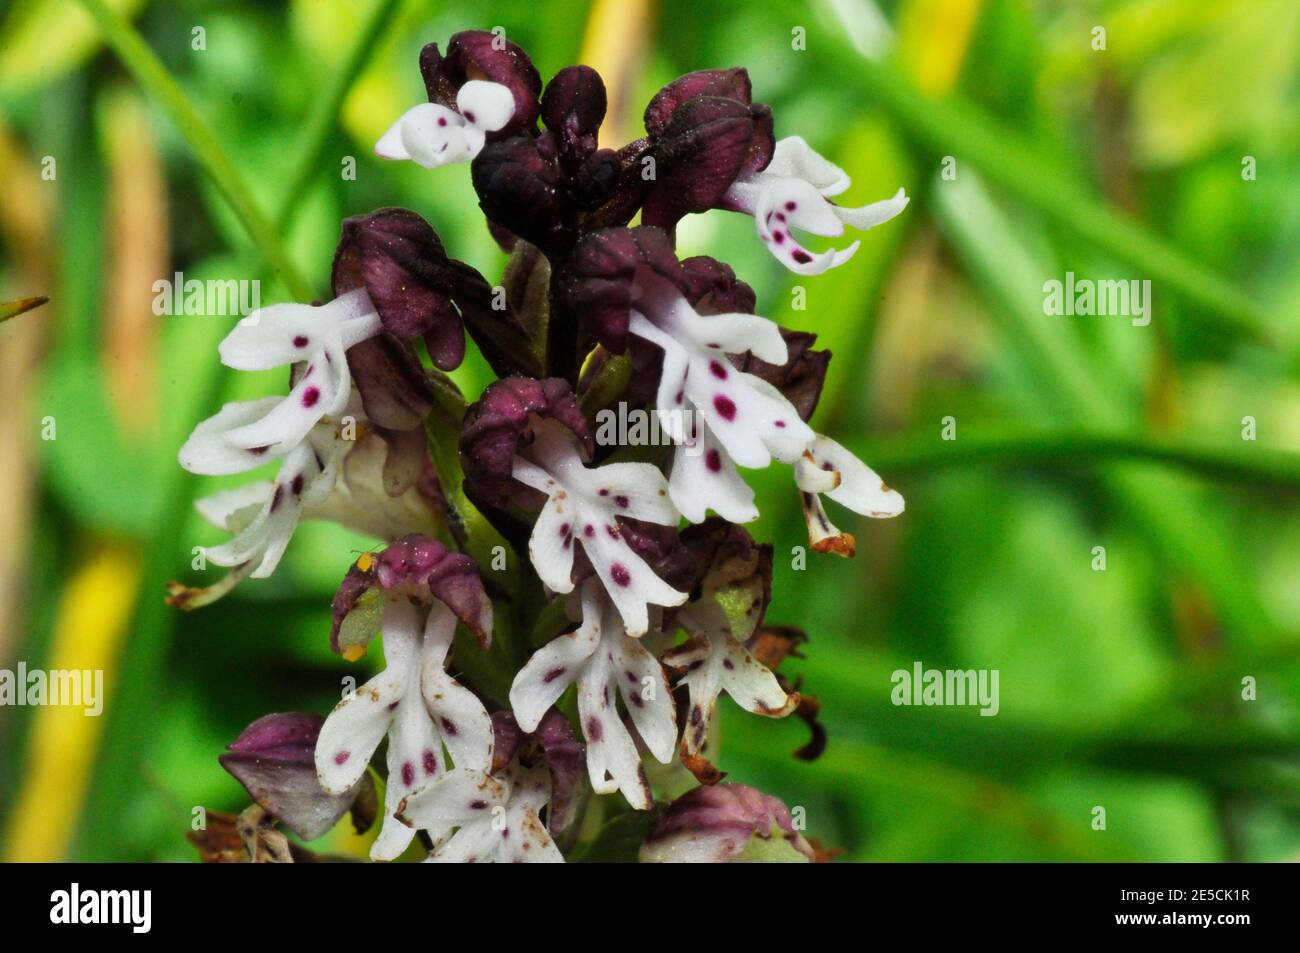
641;783;815;863
219;713;372;842
330;535;493;656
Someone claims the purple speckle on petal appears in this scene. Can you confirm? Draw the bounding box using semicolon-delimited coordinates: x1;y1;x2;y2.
705;449;722;473
291;474;304;496
709;360;728;380
441;717;458;736
270;485;284;512
423;750;438;776
585;717;603;741
302;386;320;408
605;524;620;540
785;200;797;211
713;395;737;421
583;524;595;538
543;667;567;683
333;751;350;766
613;494;629;508
610;563;631;587
792;250;813;265
293;335;309;348
774;420;787;428
401;762;415;787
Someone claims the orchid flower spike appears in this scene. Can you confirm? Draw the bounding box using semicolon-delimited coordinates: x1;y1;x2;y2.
724;136;909;275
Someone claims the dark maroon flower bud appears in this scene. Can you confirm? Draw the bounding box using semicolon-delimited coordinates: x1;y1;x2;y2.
731;329;830;422
643;68;756;137
330;534;493;656
679;256;757;315
458;376;592;510
640;782;815;862
490;708;584;833
541;66;607;167
558;226;687;355
420;30;543;135
332;208;493;372
639;68;773;231
472;136;571;256
219;713;372;841
642;95;774;232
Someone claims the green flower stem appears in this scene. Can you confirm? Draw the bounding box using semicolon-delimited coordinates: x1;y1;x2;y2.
856;429;1300;492
815;28;1273;344
273;0;405;229
78;0;314;301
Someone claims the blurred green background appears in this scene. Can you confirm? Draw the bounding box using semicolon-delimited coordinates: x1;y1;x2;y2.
1;0;1299;861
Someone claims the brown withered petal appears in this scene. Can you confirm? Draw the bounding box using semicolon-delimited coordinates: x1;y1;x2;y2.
731;328;830;422
458;376;592;510
329;535;493;654
420;30;543;134
218;713;368;842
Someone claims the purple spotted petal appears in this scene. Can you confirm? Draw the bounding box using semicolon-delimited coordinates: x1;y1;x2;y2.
731;329;830;422
420;31;542;135
219;712;366;842
459;376;592;510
